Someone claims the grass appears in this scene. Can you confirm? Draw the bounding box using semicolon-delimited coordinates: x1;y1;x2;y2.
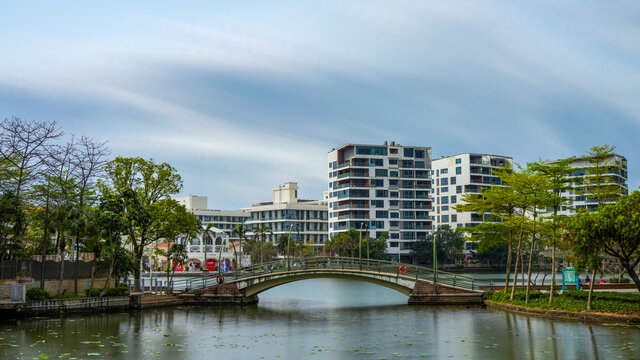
484;288;640;315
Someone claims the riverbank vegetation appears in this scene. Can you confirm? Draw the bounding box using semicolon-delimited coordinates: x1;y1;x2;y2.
455;144;639;310
0;116;199;296
485;289;640;315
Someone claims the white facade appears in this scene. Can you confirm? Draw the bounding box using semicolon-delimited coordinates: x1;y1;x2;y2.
242;182;328;247
327;142;433;262
174;195;250;241
552;154;628;216
432;153;512;252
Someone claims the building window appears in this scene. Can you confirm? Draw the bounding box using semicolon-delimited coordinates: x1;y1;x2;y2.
390;171;399;177
376;189;388;197
441;196;449;204
456;186;462;194
451;195;457;204
442;215;449;222
441;178;448;186
390;212;399;218
375;169;388;177
441;187;448;193
450;177;456;185
441;168;448;174
390;242;399;247
389;200;399;206
451;214;457;222
372;200;384;207
389;159;398;165
404;148;414;157
376;210;388;218
456;167;462;175
455;158;461;164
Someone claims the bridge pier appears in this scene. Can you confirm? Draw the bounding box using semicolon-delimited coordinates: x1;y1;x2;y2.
408;281;484;305
179;283;259;305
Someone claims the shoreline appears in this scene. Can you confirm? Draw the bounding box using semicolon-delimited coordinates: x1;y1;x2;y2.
485;300;640;324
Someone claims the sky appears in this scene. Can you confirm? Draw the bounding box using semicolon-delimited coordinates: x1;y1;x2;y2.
1;1;638;209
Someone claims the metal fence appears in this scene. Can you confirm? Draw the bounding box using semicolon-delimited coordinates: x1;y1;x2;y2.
167;256;494;293
0;260;96;280
0;283;27;302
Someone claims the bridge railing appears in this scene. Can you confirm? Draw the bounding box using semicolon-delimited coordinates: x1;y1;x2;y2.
176;256;493;293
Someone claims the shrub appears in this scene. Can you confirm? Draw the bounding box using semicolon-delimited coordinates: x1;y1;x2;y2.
608;277;631;283
85;287;104;297
106;285;130;296
26;287;50;301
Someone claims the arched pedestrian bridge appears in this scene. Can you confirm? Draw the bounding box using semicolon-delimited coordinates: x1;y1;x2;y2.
177;257;493;305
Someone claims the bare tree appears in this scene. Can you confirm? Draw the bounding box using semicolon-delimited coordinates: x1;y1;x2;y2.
0;116;62;257
71;136;110;294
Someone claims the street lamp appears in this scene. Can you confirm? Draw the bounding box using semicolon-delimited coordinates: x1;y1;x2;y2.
433;231;438;283
359;222;365;270
287;224;294;271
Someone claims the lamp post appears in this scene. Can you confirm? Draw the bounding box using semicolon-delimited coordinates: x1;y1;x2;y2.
287;224;294;271
433;232;438;283
359;222;365;270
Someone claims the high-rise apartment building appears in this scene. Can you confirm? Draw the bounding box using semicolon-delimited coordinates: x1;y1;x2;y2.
328;142;433;262
551;154;628;216
431;153;513;249
242;182;328;247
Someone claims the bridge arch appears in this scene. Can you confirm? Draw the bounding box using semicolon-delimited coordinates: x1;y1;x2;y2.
234;269;417;297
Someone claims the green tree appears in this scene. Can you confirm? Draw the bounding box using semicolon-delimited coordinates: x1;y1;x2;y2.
253;224;272;263
100;157;199;292
578;144;626;307
408;227;464;265
566;192;640;297
529;158;574;305
201;223;215;269
232;223;250;269
563;210;602;310
509;165;552;304
581;144;626;208
455;165;518;292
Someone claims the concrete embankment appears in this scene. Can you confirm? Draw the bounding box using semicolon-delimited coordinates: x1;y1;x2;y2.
485;300;640;324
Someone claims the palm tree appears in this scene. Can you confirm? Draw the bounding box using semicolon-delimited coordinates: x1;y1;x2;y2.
202;223;216;270
232;223;249;270
253;224;272;264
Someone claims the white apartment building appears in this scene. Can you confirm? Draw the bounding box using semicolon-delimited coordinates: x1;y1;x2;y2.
552;154;628;216
175;195;250;241
242;182;328;248
328;142;433;262
432;153;513;251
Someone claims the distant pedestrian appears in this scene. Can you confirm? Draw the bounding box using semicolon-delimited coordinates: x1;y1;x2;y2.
585;275;591;288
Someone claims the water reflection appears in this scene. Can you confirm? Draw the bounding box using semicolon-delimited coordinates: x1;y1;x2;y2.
0;279;638;359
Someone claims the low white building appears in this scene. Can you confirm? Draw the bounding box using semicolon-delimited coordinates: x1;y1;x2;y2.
242;182;328;249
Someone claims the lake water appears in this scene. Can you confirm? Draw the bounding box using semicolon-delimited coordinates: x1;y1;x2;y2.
1;279;639;359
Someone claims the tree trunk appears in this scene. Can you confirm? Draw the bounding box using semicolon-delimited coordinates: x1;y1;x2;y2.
133;245;142;292
89;261;95;289
549;238;557;305
74;234;81;295
621;262;640;292
587;268;597;310
510;229;524;300
504;227;513;293
100;258;115;297
525;213;537;304
58;240;66;295
525;236;535;304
